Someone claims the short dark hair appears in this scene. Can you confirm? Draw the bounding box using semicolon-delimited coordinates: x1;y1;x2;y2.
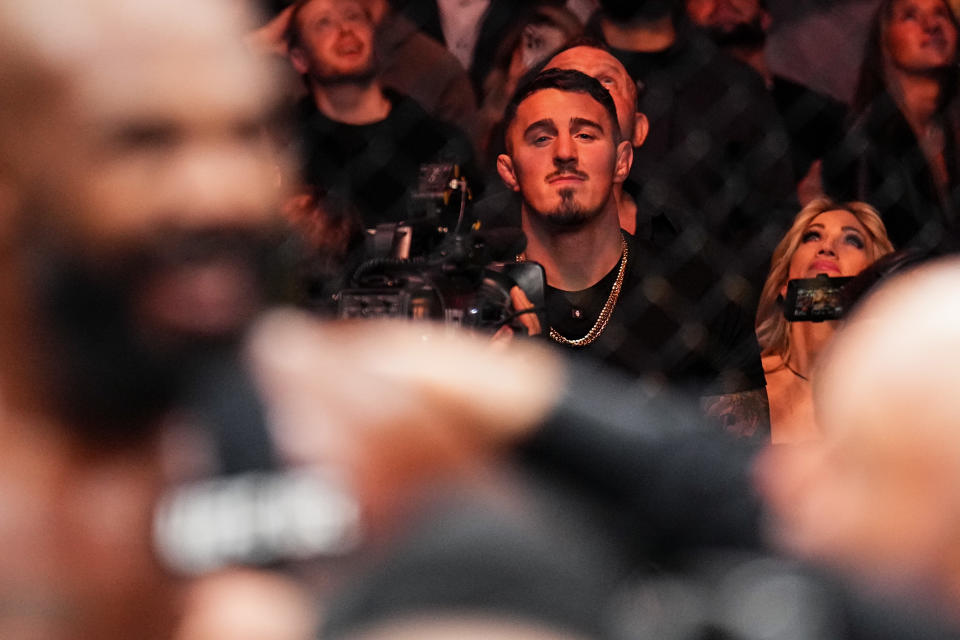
502;68;621;145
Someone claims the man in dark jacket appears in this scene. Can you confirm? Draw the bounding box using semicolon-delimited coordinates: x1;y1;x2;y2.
685;0;848;192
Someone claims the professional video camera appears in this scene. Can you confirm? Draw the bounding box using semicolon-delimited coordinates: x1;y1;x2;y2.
336;164;545;334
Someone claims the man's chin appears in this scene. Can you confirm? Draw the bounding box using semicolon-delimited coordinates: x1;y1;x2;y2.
313;66;377;87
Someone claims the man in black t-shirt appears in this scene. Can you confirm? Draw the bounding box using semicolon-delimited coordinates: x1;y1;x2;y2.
684;0;848;189
497;68;768;437
587;0;797;297
286;0;475;227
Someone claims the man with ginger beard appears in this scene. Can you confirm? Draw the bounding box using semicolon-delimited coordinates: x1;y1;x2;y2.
285;0;475;228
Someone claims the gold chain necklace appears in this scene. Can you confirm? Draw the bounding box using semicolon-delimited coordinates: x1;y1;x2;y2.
519;235;629;348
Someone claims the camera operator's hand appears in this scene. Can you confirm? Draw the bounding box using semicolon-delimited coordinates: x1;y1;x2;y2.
246;310;563;535
491;286;542;346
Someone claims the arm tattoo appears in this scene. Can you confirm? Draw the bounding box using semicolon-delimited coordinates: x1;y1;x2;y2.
700;388;771;439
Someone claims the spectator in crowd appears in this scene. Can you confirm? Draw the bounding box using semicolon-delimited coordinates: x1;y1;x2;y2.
684;0;849;203
547;39;709;238
248;0;479;138
755;198;894;443
285;0;475;227
825;0;960;251
385;0;595;94
0;0;562;638
586;0;797;293
496;67;768;436
476;39;660;238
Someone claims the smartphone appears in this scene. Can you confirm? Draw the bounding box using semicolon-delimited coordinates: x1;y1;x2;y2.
783;274;854;322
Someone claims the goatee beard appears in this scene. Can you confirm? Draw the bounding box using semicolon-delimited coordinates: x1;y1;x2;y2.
528;189;602;231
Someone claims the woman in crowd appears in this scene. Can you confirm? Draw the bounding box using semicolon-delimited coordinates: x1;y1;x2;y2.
825;0;960;250
756;198;894;443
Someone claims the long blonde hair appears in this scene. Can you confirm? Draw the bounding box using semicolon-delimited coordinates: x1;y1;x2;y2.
756;198;895;361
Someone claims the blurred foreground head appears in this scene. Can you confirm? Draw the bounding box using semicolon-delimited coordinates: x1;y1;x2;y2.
761;256;960;615
0;0;288;440
0;2;290;638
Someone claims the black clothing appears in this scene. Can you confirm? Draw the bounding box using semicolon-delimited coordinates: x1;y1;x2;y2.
589;20;797;288
824;91;960;250
771;74;848;183
545;231;766;398
295;90;475;228
516;368;960;640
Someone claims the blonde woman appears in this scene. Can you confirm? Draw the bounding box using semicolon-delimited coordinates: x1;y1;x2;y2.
756;198;894;443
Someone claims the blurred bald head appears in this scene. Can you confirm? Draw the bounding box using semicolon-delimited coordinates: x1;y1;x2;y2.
767;256;960;611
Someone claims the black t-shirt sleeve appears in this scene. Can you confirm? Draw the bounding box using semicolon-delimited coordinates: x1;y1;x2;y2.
702;289;767;396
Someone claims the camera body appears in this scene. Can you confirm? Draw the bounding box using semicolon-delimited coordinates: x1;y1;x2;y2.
335;165;544;333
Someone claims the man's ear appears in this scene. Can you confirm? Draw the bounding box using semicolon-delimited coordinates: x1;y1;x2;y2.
496;154;520;192
288;46;311;75
632;113;649;148
613;140;633;184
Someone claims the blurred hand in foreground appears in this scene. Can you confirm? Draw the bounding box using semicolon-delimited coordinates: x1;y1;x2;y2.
247;311;564;535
